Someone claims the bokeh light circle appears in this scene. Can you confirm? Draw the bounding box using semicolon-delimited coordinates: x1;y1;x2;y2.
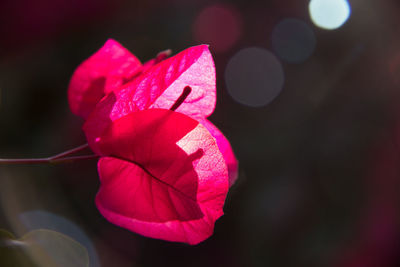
193;4;242;53
225;47;284;107
20;210;100;267
271;18;316;63
309;0;351;30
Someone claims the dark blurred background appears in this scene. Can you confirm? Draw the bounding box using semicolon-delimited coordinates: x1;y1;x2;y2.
1;0;400;266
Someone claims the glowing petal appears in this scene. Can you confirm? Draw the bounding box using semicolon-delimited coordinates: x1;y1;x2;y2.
95;109;228;244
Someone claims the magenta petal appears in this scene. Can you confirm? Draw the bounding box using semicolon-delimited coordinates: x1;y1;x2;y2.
149;45;216;118
200;119;238;186
83;45;216;147
95;109;229;244
68;39;142;119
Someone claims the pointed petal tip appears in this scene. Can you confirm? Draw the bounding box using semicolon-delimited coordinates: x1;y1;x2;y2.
104;38;122;46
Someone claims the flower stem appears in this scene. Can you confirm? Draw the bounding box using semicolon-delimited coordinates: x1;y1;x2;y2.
50;143;89;160
0;144;98;165
50;155;99;164
0;158;50;165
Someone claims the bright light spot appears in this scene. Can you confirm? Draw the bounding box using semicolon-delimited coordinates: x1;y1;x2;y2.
193;4;242;53
176;125;204;155
271;18;316;63
309;0;351;30
225;47;284;107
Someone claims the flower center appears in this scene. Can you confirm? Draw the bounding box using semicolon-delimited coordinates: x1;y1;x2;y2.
170;86;192;111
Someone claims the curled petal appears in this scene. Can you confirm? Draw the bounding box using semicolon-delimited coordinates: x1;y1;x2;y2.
68;39;142;118
200;119;238;186
95;109;229;244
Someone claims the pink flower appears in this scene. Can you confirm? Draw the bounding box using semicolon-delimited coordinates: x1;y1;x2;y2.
68;39;238;244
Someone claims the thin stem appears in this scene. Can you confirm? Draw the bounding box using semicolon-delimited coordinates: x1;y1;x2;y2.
0;155;99;165
50;155;99;164
0;158;50;165
50;143;89;160
0;143;97;165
